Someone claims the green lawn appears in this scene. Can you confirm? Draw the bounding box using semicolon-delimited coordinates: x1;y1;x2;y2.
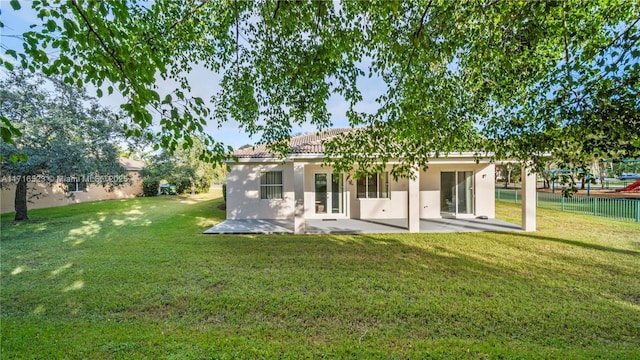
1;193;639;359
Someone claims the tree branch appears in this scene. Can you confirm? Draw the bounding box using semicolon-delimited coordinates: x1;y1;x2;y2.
315;0;322;33
561;1;581;104
235;0;239;75
386;1;434;109
136;1;212;52
273;0;281;19
413;2;432;40
167;0;212;33
70;0;127;79
70;0;171;131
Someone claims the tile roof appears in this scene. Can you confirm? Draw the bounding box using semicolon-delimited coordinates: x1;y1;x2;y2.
232;128;355;158
119;157;145;171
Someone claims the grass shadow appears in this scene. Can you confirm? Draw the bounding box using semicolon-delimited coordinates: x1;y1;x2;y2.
506;231;640;256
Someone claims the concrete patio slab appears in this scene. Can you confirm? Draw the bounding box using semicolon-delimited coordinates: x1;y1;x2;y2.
203;219;293;234
419;218;522;233
204;217;521;235
305;219;408;234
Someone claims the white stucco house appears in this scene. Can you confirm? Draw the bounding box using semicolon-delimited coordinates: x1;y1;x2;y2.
226;128;536;234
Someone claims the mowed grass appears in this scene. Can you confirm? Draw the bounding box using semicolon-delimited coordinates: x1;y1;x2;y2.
1;192;639;359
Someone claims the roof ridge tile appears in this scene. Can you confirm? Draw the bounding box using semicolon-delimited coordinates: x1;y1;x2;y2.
232;128;355;158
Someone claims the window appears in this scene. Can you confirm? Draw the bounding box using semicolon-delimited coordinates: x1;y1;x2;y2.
66;181;87;193
357;173;389;199
260;171;283;199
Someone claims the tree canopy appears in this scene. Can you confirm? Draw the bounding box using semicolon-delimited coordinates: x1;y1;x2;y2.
0;70;128;220
140;137;225;196
2;1;639;176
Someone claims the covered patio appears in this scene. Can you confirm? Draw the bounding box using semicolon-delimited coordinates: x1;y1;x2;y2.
203;217;521;235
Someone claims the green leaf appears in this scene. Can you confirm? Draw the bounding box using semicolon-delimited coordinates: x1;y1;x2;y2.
5;0;635;171
1;127;12;143
45;19;57;32
10;0;21;10
9;153;29;163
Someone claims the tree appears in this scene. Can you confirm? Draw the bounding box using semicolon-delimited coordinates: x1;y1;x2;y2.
0;70;128;221
140;137;220;195
2;1;638;176
498;162;521;189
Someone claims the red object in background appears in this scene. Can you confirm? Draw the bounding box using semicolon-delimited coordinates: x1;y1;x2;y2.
616;180;640;192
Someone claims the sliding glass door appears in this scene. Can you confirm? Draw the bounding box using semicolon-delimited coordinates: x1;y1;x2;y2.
457;171;474;214
314;173;344;215
440;171;474;216
331;173;344;214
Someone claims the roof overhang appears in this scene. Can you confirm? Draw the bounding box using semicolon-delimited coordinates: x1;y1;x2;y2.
228;152;500;165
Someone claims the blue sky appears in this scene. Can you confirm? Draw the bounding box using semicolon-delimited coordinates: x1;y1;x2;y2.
0;2;384;149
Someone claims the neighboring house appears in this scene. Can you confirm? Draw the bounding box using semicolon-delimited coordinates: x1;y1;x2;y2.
0;158;145;214
227;129;537;233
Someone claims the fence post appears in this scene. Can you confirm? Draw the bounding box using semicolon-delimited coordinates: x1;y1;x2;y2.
515;190;518;204
561;195;565;211
636;201;640;223
593;197;598;216
497;189;500;201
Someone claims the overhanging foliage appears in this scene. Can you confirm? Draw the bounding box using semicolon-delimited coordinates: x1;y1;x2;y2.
2;1;638;176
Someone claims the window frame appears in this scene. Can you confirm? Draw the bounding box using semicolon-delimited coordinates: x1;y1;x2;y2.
259;171;284;200
356;172;390;199
66;181;87;193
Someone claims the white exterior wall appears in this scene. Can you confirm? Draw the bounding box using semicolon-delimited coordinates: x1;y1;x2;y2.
347;175;360;219
226;162;295;220
226;157;496;221
475;163;496;218
419;167;441;218
298;163;408;220
521;164;537;231
419;162;495;219
358;169;409;219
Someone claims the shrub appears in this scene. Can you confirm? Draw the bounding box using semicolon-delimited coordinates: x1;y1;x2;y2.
142;178;159;197
194;177;212;194
174;178;191;194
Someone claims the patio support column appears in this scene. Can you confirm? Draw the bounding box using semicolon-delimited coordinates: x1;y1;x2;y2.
521;163;537;232
293;162;305;234
408;167;420;233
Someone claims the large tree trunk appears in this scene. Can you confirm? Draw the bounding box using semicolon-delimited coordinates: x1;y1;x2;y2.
541;172;550;189
14;177;29;221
